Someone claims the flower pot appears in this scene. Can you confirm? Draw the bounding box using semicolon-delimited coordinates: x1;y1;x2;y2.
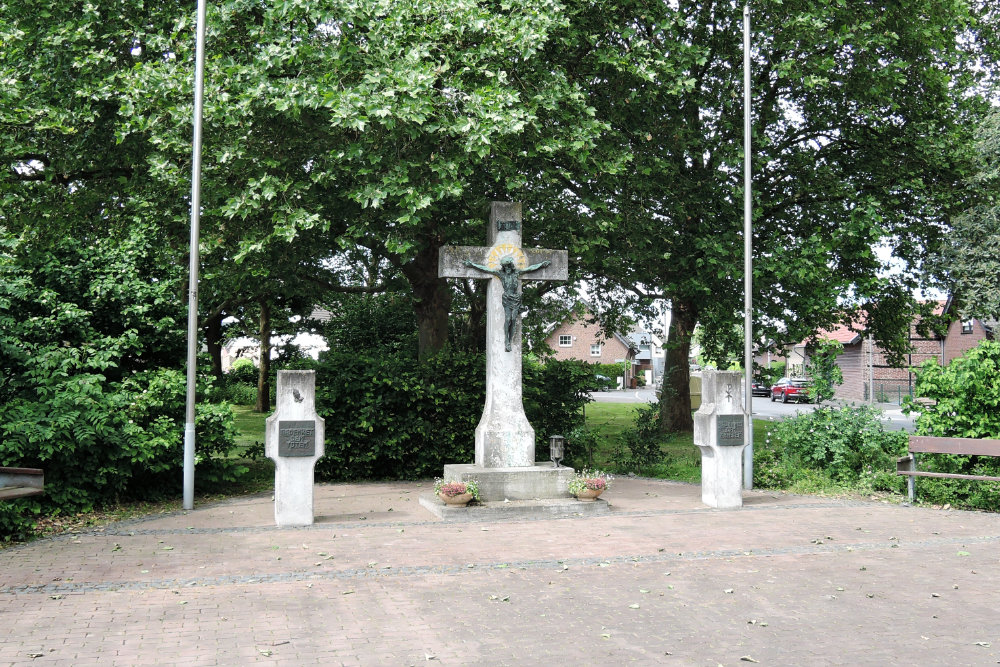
439;491;474;507
575;487;604;502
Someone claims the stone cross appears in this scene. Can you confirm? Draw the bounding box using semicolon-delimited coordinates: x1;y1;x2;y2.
265;370;325;526
439;201;568;468
693;369;748;508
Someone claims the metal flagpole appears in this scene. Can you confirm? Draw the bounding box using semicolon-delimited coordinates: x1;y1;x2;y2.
742;4;754;490
184;0;208;510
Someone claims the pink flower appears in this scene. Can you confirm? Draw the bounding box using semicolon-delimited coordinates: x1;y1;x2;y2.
584;478;606;491
438;482;469;497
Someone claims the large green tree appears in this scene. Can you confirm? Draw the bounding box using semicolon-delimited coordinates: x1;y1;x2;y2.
535;0;997;431
930;108;1000;321
113;0;612;359
5;0;997;439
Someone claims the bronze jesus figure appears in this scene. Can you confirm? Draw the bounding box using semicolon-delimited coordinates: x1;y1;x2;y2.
464;256;551;351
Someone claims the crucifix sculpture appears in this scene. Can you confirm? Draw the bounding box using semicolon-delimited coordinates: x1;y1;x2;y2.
463;256;552;351
439;202;568;468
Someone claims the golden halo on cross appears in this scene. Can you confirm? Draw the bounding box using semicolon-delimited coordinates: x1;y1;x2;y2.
486;243;528;271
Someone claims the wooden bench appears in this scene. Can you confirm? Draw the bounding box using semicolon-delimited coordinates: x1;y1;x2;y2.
0;467;45;500
897;436;1000;502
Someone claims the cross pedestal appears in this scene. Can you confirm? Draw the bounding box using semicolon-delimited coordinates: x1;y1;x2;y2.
694;370;749;508
435;201;575;501
265;371;325;526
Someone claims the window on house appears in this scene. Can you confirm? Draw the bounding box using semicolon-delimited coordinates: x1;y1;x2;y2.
590;344;602;357
558;335;572;347
961;320;973;334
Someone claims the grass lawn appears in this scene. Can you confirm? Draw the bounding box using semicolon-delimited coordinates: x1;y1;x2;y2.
231;404;267;452
582;402;776;484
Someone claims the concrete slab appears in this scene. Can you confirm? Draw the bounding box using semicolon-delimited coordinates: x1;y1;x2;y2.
418;492;610;521
2;478;998;666
442;462;574;501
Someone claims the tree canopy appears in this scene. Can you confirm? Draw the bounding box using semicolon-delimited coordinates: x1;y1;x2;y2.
930;108;1000;321
3;0;998;436
531;0;998;429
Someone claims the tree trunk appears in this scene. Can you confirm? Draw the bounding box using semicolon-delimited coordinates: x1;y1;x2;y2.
462;282;488;352
658;299;698;433
205;312;224;382
255;299;272;413
402;244;452;361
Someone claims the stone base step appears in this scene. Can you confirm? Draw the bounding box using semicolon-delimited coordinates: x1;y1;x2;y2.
442;462;575;502
418;493;610;521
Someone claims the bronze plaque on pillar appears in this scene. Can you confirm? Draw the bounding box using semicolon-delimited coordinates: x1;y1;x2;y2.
278;421;316;457
716;414;745;447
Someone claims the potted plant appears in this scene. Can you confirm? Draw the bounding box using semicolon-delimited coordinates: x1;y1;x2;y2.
568;469;613;501
434;478;481;507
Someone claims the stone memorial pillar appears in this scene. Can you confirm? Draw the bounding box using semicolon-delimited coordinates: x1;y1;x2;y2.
265;370;325;526
694;369;748;508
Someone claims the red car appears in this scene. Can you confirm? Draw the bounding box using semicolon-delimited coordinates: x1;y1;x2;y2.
770;377;811;403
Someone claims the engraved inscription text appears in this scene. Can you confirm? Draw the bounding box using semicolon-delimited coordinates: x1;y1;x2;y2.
278;420;316;457
716;414;745;447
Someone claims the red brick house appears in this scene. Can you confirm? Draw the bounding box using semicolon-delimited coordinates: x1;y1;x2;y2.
793;299;994;402
543;304;639;387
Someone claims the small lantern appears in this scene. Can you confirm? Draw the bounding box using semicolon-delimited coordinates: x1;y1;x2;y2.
549;434;566;468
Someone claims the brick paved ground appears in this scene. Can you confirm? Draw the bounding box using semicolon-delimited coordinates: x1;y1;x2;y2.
1;479;998;666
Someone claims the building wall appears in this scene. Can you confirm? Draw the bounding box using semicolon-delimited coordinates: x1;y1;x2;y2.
796;315;992;404
544;316;632;364
834;343;865;401
943;318;990;362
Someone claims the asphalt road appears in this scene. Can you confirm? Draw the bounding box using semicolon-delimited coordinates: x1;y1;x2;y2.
590;386;916;431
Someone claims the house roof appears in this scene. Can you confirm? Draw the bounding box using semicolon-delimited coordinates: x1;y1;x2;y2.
800;299;951;347
797;322;861;347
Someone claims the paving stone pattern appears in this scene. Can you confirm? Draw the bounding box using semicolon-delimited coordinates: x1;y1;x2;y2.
2;479;999;666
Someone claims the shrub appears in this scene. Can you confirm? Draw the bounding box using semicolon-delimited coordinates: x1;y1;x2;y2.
590;362;627;384
310;350;596;481
312;348;483;480
611;402;666;472
901;340;1000;509
563;425;604;469
320;293;418;356
905;340;1000;439
223;382;257;406
523;359;593;450
754;405;907;492
0;228;245;540
227;358;258;385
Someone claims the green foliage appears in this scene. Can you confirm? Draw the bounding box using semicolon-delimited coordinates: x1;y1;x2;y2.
217;359;259;405
611;403;667;473
930;109;1000;320
561;0;996;425
0;498;42;543
0;232;242;539
311;350;595;480
906;340;1000;439
562;425;603;470
589;362;627;383
754;406;907;492
900;340;1000;509
227;359;258;384
806;338;845;404
759;361;786;386
320;294;418;357
221;382;258;406
312;349;482;480
523;359;594;448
